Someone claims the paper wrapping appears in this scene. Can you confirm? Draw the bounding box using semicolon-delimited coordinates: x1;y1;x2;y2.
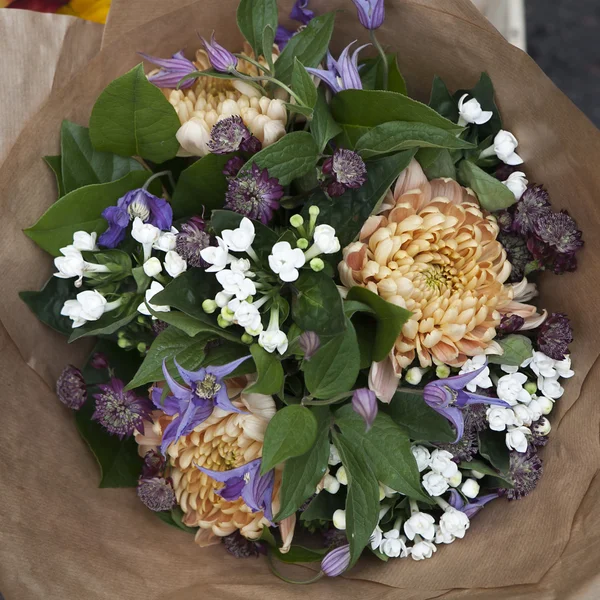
1;1;599;598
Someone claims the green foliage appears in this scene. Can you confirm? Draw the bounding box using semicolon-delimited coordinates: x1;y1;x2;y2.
244;344;284;395
292;58;318;109
311;89;342;152
43;155;65;197
416;147;457;179
458;160;516;211
478;429;510;473
428;75;459;121
488;334;533;367
20;277;74;335
360;54;408;95
236;0;278;60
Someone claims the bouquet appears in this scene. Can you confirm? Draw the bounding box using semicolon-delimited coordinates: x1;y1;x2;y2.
19;0;585;583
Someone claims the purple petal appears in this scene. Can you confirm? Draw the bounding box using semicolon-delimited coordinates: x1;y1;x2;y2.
322;544;351;577
160;419;180;455
146;195;173;230
217;476;246;501
214;386;245;414
174;358;206;385
462;391;510;408
274;25;295;46
198;458;259;483
150;386;180;415
448;489;465;510
442;364;488;391
290;0;314;24
98;222;127;249
352;0;385;30
462;493;500;518
162;360;193;400
305;67;342;93
437;406;464;443
423;382;452;409
206;355;251;379
352;388;378;431
183;399;214;435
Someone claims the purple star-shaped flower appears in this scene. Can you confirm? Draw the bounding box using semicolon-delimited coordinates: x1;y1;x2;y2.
275;0;315;48
139;51;198;89
448;489;499;518
197;458;275;521
423;363;509;442
153;355;251;454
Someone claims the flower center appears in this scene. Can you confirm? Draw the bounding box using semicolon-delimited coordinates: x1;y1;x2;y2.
128;199;151;222
194;374;222;399
444;385;459;406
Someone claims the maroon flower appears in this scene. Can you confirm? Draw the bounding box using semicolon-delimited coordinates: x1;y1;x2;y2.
499;451;543;501
222;531;264;558
208;116;261;155
533;210;583;255
537;312;573;360
223;156;246;178
512;185;551;236
498;314;525;335
137;477;177;512
498;232;534;282
176;218;211;268
322;149;367;197
56;365;87;410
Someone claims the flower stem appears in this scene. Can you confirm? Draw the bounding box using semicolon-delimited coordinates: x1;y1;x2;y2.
235;53;270;74
397;386;424;396
302;391;353;406
266;552;325;585
237;73;305;106
143;170;171;192
370;30;388;89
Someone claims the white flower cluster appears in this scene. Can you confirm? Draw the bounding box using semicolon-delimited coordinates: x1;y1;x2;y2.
486;351;573;453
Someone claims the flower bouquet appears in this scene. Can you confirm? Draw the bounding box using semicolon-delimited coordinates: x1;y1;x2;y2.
6;0;600;595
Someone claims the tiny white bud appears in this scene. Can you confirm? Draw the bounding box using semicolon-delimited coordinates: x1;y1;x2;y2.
323;474;340;495
333;509;346;530
328;445;341;466
461;478;480;499
435;364;451;379
534;417;552;436
143;257;162;277
405;367;424;385
470;470;485;480
336;466;348;486
448;471;463;487
537;396;554;415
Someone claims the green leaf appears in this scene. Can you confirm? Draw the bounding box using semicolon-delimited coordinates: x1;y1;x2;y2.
132;266;151;294
261;405;318;474
262;25;276;73
332;430;380;566
429;76;459;122
304;318;360;399
24;170;154;256
270;545;327;564
458;160;516;211
82;338;143;386
171;153;233;219
304;150;415;248
292;58;318;109
335;405;431;503
311;89;342;153
202;340;254;376
276;406;331;521
245;344;284;395
283;102;313;118
383;391;456;442
236;0;278;59
43;155;65;197
60;120;144;194
292;270;346;337
155;507;197;534
360;54;407;95
19;277;74;335
466;72;502;140
274;12;336;85
75;399;142;488
300;488;345;522
460;459;513;488
346;287;412;362
89;64;180;163
488;334;533;367
478;429;510;473
356;121;473;159
243;131;319;185
416;147;457;180
126;326;210;390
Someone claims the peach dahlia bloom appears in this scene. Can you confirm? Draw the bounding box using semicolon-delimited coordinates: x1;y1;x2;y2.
135;378;278;547
340;159;514;373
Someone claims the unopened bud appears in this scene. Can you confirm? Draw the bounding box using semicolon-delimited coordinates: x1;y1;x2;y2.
533;417;551;436
435;364;451;379
537;396;554;415
137;342;147;353
324;474;340;495
524;381;537;395
217;315;232;328
336;466;348;485
310;257;325;272
220;307;235;322
405;367;424;385
332;509;346;530
309;205;320;217
290;215;304;228
117;338;129;349
470;470;485;480
296;238;309;250
448;471;463;487
241;333;254;344
202;299;217;314
461;478;480;499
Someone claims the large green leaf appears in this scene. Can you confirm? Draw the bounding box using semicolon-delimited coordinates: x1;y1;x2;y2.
416;147;457;180
274;12;336;85
24;170;153;256
19;276;74;335
304;318;360;399
261;405;318;474
245;343;284;395
60;120;144;194
458;160;516;211
89;64;180;163
311;89;342;153
383;391;456;442
346;286;412;362
335;405;431;503
428;75;459;122
487;334;533;367
291;270;346;337
43;155;65;197
356;121;473;159
478;429;510;474
292;58;318;109
243;131;319;185
300;488;345;522
236;0;278;59
170;153;233;218
462;72;502;140
304;150;415;248
276;406;331;521
360;53;408;95
332;430;380;566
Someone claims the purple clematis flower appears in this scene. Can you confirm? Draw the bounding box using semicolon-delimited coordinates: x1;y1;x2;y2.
99;188;173;249
448;489;500;518
139;51;198;89
197;458;275;521
352;388;377;431
200;33;238;73
275;0;314;48
306;41;369;93
321;544;351;577
351;0;385;30
423;364;509;442
152;355;251;454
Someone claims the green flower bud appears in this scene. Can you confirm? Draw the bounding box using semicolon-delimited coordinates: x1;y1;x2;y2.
217;315;233;328
117;337;129;349
310;257;325;272
241;333;254;344
137;316;146;324
297;238;309;250
309;205;320;217
290;214;304;228
524;381;537;395
220;307;235;322
137;342;147;353
202;299;218;314
436;364;451;379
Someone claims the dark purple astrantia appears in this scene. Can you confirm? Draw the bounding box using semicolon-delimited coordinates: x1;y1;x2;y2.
137;477;177;511
223;156;246;178
533;210;584;256
448;489;499;518
306;41;368;93
224;163;283;224
154;355;251;454
200;33;238;73
423;364;510;442
139;51;197;89
99;189;173;248
56;365;87;410
498;314;525;335
176;217;211;268
321;544;351;577
499;450;543;500
208;116;261;155
322;148;367;197
275;0;314;48
93;378;153;439
512;185;551;236
141;449;166;479
351;0;385;30
222;531;265;558
537;312;573;360
498;232;533;283
197;458;275;521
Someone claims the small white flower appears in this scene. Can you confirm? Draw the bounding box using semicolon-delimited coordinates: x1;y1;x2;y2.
313;224;340;254
131;217;161;245
380;532;409;558
538;376;564;400
164;251;187;278
536;395;555;415
143;257;162;277
230;257;252;274
216;269;256;299
61;290;107;327
497;372;531;406
422;471;449;497
411;540;436;561
554;355;574;379
268;241;306;282
333;509;346;530
461;478;480;499
527;398;543;422
458;355;493;391
328;445;341;466
486;406;516;431
323;474;340;494
448;471;463;488
336;466;348;486
404;512;435;541
137;281;170;316
370;526;383;551
471;470;485;480
200;237;231;272
72;231;98;251
258;328;288;354
221;217;256;252
60;299;86;328
503;171;528;200
500;364;520;374
439;507;470;540
429;449;458;479
492;130;523;165
411;446;431;472
435;523;454;545
405;367;425;386
215;291;233;308
458;94;493;126
522;351;557;378
513;404;533;427
153;227;178;252
228;299;262;331
54;246;86;281
505;426;530;453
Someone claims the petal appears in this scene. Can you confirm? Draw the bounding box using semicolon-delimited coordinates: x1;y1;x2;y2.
162;360;193;399
214;386;245;414
174;358;206;385
207;355;252;379
443;364;488;391
198;459;260;483
305;67;342;93
437;406;464;442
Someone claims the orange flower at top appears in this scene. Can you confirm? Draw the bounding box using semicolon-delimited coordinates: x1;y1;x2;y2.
339;159;513;374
